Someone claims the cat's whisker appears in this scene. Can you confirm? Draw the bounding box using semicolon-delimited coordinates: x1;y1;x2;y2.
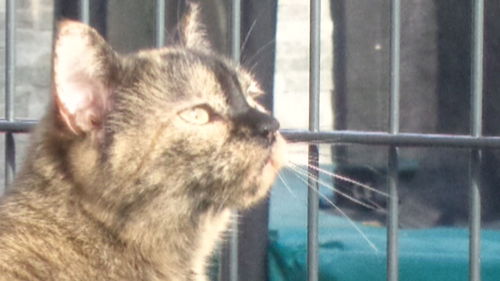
315;191;380;253
303;153;386;178
285;166;379;252
277;171;299;199
286;145;384;176
219;191;231;211
243;39;277;73
288;162;388;212
292;162;389;198
240;19;258;56
288;165;381;211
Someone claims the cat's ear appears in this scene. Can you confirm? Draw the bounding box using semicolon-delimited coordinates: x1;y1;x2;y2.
179;2;211;50
52;21;117;135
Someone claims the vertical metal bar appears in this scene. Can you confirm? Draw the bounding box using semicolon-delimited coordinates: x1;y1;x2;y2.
307;0;321;280
389;2;400;134
79;0;90;24
330;0;348;182
469;0;484;280
4;0;16;191
388;0;401;280
155;0;165;48
5;0;14;123
469;150;481;281
387;147;399;281
228;215;238;281
231;0;241;62
307;145;319;281
5;134;15;189
229;1;241;281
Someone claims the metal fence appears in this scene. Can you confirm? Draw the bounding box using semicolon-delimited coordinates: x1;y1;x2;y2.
281;0;496;281
2;0;499;281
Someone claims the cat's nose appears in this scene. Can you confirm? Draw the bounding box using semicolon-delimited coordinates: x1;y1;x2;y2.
255;115;280;142
235;108;280;143
247;110;280;143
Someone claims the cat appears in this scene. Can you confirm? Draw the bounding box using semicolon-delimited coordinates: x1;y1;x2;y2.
0;4;286;281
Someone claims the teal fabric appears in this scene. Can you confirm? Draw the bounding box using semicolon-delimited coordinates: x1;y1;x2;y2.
268;227;500;281
268;169;500;280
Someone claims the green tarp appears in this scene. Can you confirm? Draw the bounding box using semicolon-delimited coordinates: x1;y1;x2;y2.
269;227;500;281
268;169;500;280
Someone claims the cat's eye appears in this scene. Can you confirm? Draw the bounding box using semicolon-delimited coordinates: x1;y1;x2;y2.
178;105;212;125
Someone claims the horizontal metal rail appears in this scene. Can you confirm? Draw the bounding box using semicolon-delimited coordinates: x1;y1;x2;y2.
0;120;37;133
2;122;500;149
282;129;500;148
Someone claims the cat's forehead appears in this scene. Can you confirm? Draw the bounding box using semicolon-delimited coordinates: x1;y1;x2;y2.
135;48;259;112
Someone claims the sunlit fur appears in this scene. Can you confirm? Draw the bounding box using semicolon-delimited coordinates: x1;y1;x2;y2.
0;5;285;281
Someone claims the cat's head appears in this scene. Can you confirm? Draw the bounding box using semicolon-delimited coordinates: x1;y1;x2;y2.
49;5;286;209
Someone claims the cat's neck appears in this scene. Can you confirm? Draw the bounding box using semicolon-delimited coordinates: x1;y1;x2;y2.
77;184;232;278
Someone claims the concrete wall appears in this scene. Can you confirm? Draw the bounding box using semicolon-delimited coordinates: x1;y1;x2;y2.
0;0;54;120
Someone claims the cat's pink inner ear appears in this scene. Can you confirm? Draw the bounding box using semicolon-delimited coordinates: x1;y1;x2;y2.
53;22;111;135
55;77;109;134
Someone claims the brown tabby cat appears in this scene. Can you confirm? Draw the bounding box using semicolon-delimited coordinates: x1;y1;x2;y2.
0;5;286;281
